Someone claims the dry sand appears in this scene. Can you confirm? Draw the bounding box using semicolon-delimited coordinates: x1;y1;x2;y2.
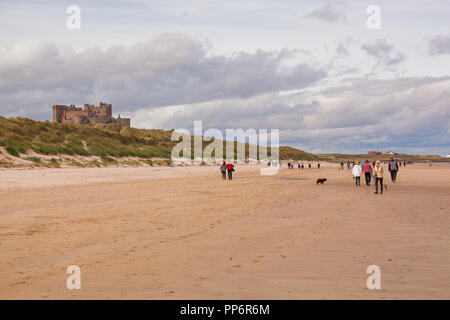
0;163;449;299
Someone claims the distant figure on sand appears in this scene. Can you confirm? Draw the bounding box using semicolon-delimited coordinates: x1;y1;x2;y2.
363;160;373;186
346;161;350;170
317;163;320;169
388;158;399;183
352;162;362;186
220;162;227;180
374;161;384;194
226;162;234;180
308;163;311;169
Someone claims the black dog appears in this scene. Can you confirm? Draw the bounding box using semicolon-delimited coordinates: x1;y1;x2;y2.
316;178;327;184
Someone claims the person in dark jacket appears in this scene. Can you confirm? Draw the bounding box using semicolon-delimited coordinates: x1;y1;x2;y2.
388;158;399;183
220;162;227;180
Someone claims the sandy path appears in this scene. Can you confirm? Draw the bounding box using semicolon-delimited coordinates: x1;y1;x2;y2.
0;163;449;299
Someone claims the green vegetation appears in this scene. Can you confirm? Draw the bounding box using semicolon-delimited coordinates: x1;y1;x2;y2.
0;116;319;167
319;153;446;163
1;117;445;168
0;116;174;160
26;157;41;163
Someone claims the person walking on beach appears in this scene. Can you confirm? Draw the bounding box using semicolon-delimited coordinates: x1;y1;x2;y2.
226;162;234;180
346;161;350;170
363;160;373;186
352;161;362;186
374;161;384;194
220;162;227;180
317;163;320;169
308;163;311;169
388;158;399;183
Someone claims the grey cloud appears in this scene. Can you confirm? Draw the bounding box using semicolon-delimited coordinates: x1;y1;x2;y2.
306;4;348;23
0;33;326;119
361;39;405;70
428;35;450;55
137;77;450;155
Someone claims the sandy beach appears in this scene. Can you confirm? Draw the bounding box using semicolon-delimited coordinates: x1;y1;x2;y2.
0;163;449;299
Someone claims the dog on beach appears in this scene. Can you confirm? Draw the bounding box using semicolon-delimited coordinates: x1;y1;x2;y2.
316;178;327;184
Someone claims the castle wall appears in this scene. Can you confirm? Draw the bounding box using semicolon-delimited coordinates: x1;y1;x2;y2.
52;103;131;127
117;118;131;127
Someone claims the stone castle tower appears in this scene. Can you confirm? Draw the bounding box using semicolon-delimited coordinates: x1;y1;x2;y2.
52;102;130;127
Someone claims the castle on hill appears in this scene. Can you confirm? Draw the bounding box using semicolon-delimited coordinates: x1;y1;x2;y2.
52;102;130;127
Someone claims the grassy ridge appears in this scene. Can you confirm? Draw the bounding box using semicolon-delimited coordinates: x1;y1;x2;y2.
320;153;447;163
0;116;318;166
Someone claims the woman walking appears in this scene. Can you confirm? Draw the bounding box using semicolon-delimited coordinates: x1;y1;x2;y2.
220;162;227;180
352;161;362;186
374;161;384;194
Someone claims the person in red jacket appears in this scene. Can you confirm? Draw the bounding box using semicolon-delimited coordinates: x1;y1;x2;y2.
226;162;234;180
362;160;373;186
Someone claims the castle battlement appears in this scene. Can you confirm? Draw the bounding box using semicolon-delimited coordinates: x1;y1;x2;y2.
52;102;130;127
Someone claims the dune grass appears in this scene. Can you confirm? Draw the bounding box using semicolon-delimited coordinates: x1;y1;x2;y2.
0;116;319;166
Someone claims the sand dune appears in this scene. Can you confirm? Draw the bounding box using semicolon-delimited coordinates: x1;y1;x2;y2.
0;163;449;299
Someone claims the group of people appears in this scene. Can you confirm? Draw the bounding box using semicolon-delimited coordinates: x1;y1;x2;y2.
351;158;401;194
286;162;319;169
220;162;235;180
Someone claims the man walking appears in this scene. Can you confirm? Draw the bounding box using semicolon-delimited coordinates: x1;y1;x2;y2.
388;158;399;183
363;160;373;186
226;162;234;180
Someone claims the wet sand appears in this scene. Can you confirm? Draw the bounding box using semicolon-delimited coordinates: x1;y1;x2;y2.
0;163;449;299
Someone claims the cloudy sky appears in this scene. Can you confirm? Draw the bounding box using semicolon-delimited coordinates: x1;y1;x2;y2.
1;0;449;154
